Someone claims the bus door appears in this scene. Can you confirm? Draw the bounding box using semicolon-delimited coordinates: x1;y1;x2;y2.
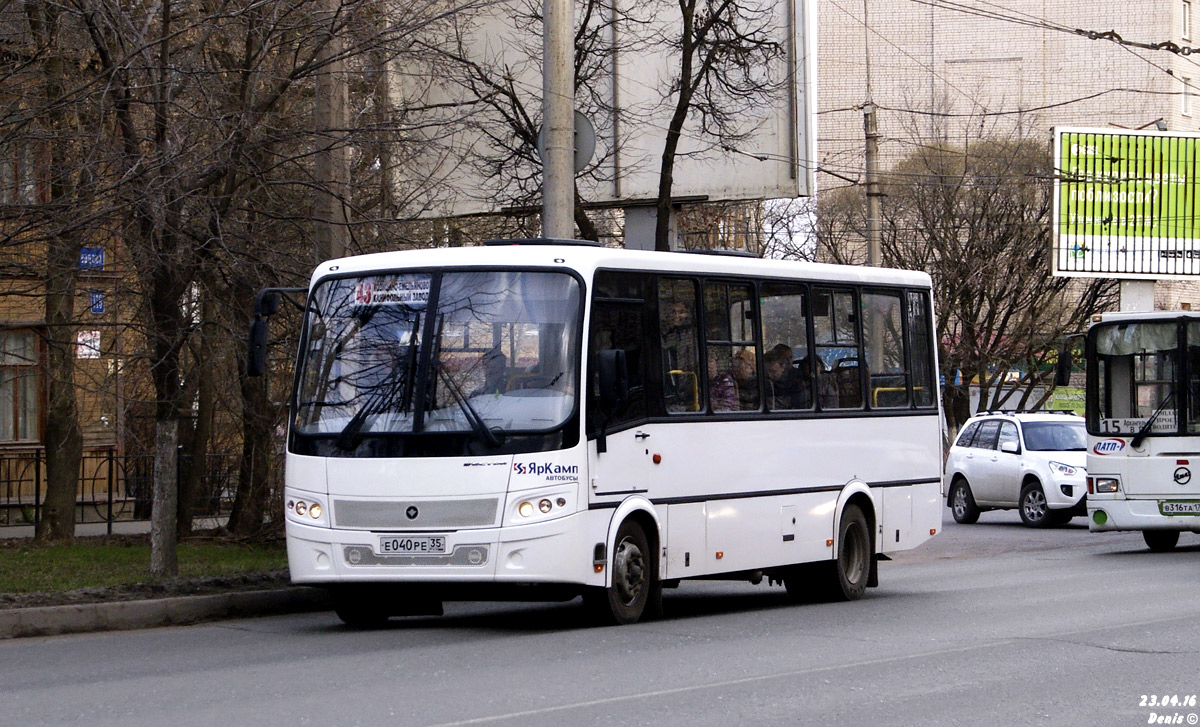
587;297;653;497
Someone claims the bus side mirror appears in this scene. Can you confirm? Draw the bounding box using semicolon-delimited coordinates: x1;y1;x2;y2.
597;349;629;414
247;288;304;377
1054;344;1074;387
247;317;269;377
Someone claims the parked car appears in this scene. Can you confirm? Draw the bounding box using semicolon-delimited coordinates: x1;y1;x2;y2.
945;411;1087;527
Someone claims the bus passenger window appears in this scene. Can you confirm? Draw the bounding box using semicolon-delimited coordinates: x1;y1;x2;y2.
760;283;815;411
659;279;700;412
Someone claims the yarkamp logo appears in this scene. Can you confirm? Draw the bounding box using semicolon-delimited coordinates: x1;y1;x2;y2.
1093;439;1126;455
513;462;580;476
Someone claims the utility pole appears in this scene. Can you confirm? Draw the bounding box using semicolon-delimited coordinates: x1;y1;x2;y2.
863;0;881;267
542;0;575;239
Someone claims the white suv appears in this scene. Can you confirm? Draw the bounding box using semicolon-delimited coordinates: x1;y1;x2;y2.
944;411;1087;527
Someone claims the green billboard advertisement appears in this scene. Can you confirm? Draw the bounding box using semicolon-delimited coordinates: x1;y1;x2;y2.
1054;128;1200;278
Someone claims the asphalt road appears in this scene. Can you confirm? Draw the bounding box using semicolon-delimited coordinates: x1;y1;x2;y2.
3;508;1198;727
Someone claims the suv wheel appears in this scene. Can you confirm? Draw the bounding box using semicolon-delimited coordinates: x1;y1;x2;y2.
949;479;980;524
1019;482;1053;528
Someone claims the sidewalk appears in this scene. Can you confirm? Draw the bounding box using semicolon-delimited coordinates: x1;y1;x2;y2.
0;518;332;639
0;517;224;539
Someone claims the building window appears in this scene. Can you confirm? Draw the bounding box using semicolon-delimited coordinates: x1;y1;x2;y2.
1186;1;1193;40
1184;78;1193;116
0;331;39;441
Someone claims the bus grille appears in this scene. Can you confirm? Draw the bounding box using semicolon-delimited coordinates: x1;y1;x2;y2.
332;498;500;529
342;544;490;567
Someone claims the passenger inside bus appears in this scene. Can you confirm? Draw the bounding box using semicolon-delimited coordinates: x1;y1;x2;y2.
708;349;738;412
733;348;759;410
765;343;812;410
469;349;508;397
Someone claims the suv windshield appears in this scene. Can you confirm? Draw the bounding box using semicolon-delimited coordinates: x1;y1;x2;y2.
1022;421;1086;451
295;270;581;444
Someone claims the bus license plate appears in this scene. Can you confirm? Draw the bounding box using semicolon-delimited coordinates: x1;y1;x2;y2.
1159;501;1200;516
378;535;447;554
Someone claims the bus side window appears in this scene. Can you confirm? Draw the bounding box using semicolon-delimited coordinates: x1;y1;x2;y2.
813;288;862;409
659;278;701;412
862;290;908;409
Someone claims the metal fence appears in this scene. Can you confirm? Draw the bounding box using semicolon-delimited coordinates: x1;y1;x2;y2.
0;448;240;534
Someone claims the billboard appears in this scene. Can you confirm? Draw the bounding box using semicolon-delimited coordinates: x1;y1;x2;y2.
391;0;815;219
1052;128;1200;279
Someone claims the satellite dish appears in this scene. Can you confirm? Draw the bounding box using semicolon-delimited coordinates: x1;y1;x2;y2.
537;111;596;174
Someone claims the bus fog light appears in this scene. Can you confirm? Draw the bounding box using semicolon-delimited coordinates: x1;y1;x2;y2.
518;501;534;518
295;501;307;516
1093;509;1108;526
309;503;323;519
538;499;552;513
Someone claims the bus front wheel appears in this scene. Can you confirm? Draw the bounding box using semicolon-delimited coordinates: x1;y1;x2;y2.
331;586;391;628
585;519;660;625
1143;530;1180;552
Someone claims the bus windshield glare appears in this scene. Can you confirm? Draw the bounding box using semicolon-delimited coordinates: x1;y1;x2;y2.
294;270;581;444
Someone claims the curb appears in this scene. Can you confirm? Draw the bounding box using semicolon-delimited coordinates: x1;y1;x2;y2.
0;587;332;640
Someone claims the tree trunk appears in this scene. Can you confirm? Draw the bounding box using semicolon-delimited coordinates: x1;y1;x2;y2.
150;419;179;576
228;369;274;536
37;273;82;543
179;295;216;538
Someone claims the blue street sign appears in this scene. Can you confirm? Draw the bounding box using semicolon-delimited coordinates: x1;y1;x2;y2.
79;247;105;270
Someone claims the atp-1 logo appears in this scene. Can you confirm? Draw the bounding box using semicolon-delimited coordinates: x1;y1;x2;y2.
513;462;580;482
1093;439;1126;455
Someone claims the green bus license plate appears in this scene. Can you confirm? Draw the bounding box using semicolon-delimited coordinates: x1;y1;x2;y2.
378;535;447;554
1159;501;1200;516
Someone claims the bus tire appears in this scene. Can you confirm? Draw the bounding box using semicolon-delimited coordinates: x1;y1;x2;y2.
826;503;871;602
585;519;656;625
330;586;391;628
949;478;980;524
1143;530;1180;552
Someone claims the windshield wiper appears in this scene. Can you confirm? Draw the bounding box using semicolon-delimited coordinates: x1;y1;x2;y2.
335;368;408;450
433;356;503;448
1132;390;1175;448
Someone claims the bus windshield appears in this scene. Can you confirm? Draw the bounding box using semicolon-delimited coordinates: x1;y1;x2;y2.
1091;321;1191;435
295;270;581;443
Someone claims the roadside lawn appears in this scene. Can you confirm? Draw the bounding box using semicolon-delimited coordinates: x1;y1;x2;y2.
0;534;289;606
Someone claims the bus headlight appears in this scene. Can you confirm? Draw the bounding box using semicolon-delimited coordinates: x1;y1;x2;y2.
509;487;577;525
286;494;329;526
1089;476;1120;494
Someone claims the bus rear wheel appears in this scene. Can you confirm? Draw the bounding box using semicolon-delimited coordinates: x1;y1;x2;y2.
827;504;871;601
585;519;660;625
1143;530;1180;552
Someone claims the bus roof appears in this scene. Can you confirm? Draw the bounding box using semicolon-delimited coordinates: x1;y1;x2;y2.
310;243;933;289
1089;310;1200;326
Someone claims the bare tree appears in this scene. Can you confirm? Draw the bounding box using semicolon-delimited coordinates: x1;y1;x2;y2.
815;136;1117;436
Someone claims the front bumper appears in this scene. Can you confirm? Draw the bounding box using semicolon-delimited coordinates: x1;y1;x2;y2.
285;510;605;588
1087;497;1200;532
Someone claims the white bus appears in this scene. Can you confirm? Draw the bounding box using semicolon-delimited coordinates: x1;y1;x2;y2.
253;240;944;626
1081;311;1200;551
